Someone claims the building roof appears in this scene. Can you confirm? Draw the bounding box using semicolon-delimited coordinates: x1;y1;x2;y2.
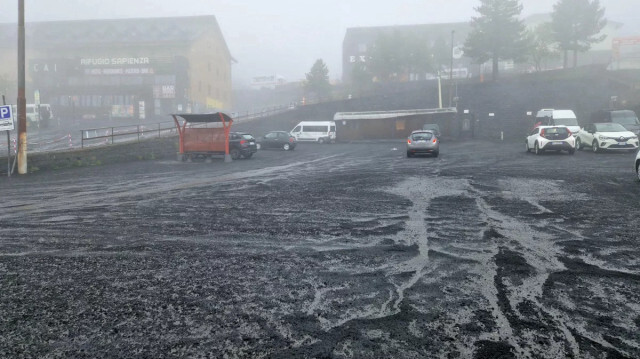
334;108;457;121
0;15;232;58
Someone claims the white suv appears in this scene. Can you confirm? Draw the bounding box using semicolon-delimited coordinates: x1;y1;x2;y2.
526;125;575;155
576;122;639;153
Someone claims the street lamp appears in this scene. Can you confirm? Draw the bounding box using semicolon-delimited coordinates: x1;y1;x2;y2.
449;30;454;108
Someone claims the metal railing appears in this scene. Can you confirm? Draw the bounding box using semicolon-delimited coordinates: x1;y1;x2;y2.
79;105;294;148
80;121;177;148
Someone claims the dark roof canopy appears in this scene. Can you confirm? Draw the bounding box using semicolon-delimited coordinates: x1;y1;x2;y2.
173;112;232;123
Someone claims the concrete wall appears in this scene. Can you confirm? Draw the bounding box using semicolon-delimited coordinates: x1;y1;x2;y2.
0;137;178;175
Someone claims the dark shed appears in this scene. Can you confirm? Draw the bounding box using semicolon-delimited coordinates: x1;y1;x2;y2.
333;108;457;141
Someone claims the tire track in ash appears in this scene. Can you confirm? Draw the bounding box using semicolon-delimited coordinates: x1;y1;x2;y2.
387;176;523;357
379;175;627;357
468;177;638;358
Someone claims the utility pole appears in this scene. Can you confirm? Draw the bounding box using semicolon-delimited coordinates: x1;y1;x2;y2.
449;30;454;108
17;0;27;174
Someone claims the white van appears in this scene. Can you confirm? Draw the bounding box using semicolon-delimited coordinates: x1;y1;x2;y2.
290;121;336;143
535;109;580;136
11;104;54;126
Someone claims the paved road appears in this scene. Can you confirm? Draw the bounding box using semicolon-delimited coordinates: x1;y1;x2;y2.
1;140;639;358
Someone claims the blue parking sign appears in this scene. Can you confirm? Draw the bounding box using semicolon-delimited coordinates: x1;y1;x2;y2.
0;105;15;131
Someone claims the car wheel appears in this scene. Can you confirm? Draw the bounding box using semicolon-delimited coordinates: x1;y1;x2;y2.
534;142;542;155
592;140;600;153
525;141;530;153
568;148;575;155
230;148;240;160
406;151;412;158
244;152;253;159
318;138;325;144
433;151;439;158
637;162;640;182
575;138;582;150
283;143;291;151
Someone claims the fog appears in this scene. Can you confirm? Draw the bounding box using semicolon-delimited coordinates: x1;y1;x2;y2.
0;0;635;86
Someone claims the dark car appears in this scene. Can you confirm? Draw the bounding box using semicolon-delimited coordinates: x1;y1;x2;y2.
589;109;640;135
258;131;297;151
229;132;258;159
421;123;441;138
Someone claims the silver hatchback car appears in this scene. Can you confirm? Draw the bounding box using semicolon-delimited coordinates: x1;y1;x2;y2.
407;130;439;157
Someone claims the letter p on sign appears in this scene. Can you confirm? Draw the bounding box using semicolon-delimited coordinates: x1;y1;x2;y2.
0;106;9;119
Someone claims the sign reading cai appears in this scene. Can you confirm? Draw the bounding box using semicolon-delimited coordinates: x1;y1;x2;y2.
80;57;151;66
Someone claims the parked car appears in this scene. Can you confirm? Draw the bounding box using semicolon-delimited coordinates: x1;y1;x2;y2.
526;125;575;155
589;109;640;135
290;121;336;143
406;130;439;157
258;131;297;150
421;123;441;138
575;122;639;153
229;132;258;159
534;109;580;137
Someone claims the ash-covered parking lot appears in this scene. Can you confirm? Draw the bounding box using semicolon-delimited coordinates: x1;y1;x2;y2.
1;140;639;358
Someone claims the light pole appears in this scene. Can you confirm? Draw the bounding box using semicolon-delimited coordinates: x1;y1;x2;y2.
17;0;27;174
449;30;454;108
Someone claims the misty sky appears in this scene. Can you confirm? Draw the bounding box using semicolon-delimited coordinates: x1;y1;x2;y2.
0;0;634;86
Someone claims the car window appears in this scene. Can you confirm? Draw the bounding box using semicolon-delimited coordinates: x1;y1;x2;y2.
278;132;288;139
545;127;569;135
553;117;578;126
293;126;301;132
330;126;336;132
265;133;277;139
611;111;639;125
241;134;254;140
411;132;433;141
595;123;626;132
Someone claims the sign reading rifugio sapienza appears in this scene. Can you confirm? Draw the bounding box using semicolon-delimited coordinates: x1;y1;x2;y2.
80;57;151;66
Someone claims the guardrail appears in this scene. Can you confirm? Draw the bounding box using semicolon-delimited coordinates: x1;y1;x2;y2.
81;121;178;148
80;105;293;149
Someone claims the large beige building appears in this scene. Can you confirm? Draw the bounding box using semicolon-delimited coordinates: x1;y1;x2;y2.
0;15;233;121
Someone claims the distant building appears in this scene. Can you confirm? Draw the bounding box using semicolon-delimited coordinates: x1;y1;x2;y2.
0;15;234;121
342;15;639;84
250;75;286;90
342;22;472;84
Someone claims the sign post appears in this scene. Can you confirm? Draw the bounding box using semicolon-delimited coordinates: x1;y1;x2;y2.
0;101;15;177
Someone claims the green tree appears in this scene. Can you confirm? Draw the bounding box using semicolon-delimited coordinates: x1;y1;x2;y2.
551;0;606;68
526;23;560;71
304;59;331;99
463;0;529;81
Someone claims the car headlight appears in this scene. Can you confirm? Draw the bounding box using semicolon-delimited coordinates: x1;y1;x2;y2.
598;135;610;140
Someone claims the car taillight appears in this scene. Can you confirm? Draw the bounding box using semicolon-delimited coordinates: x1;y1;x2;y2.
289;137;294;143
240;139;246;145
432;138;437;143
540;129;546;138
407;139;412;144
